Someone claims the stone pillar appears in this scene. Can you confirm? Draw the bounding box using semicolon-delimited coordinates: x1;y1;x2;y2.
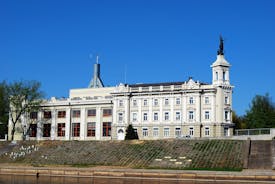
80;108;86;140
51;109;56;140
96;107;101;140
37;111;42;140
65;108;71;140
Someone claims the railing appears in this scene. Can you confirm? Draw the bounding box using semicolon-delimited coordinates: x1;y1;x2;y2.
235;128;271;136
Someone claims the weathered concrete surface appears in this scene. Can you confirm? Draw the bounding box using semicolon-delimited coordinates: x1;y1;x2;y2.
248;140;272;169
0;166;275;182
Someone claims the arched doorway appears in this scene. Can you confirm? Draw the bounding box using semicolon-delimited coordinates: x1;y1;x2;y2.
117;129;125;140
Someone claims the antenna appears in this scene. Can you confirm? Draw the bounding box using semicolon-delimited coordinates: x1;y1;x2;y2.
96;55;99;64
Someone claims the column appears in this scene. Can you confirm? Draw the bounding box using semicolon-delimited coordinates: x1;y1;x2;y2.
37;111;42;140
65;108;71;140
51;109;56;140
96;107;101;140
80;107;86;140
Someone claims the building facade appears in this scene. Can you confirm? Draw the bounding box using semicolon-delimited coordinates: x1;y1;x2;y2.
9;39;234;140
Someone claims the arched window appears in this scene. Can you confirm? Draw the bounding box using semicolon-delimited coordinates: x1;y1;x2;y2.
215;72;218;80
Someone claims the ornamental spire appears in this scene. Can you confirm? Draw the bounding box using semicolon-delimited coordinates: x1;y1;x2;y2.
217;35;224;55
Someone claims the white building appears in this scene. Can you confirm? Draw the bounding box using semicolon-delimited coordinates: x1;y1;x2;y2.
9;38;234;140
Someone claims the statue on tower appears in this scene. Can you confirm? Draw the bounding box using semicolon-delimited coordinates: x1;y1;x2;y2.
217;35;224;55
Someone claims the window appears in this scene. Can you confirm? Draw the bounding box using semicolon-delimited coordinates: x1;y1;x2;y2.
225;96;229;104
153;112;158;121
72;123;80;137
164;98;169;105
143;113;148;121
176;98;181;105
205;97;209;104
44;111;51;119
175;127;181;137
103;122;111;136
132;112;137;122
189;127;194;136
189;111;194;120
175;112;181;121
57;123;65;137
58;111;66;118
189;97;194;104
153;99;158;106
43;124;51;137
103;109;112;116
142;128;148;137
118;113;123;122
223;71;226;81
72;110;80;118
153;127;159;137
205;111;210;120
133;99;137;107
29;124;37;137
119;100;124;107
164;112;169;121
143;99;148;106
205;127;210;136
164;128;170;137
215;72;218;80
87;109;96;117
30;112;37;119
87;122;96;137
225;111;229;121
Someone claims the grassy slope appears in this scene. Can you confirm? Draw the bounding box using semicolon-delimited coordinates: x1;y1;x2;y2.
0;140;244;171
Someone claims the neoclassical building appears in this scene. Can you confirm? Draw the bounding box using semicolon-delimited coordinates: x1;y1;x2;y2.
9;38;234;141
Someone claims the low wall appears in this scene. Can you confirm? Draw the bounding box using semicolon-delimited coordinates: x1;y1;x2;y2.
0;166;275;182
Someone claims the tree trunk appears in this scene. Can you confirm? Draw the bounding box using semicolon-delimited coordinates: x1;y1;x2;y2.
11;125;15;141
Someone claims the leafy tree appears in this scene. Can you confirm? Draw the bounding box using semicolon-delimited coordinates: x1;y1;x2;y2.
8;80;44;140
245;94;275;128
0;81;9;139
232;111;246;129
125;124;139;140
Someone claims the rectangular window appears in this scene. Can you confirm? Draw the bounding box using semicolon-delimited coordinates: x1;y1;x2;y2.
143;112;148;121
164;127;170;137
153;127;159;137
225;96;229;104
153;99;158;106
103;109;112;116
72;110;80;118
225;111;229;121
119;100;124;107
133;99;137;107
132;112;137;122
57;123;65;137
143;99;148;106
216;72;218;80
103;122;111;136
205;111;210;120
223;71;226;81
189;127;194;136
142;128;148;137
87;109;96;117
29;124;37;137
30;112;38;119
205;127;210;136
72;123;80;137
189;97;194;104
205;97;209;104
175;112;181;121
58;111;66;118
164;98;169;105
87;122;96;137
43;123;51;137
176;98;181;105
44;111;51;119
175;127;181;137
118;113;123;122
164;112;169;121
153;112;158;121
189;111;194;120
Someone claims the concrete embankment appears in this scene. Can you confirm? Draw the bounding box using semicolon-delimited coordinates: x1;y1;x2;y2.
0;166;275;182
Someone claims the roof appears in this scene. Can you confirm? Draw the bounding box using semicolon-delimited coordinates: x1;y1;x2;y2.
129;80;209;87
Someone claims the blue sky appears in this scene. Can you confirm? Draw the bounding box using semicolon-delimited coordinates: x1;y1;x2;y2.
1;0;274;115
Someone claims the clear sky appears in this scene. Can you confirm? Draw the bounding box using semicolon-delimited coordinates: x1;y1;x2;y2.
1;0;274;116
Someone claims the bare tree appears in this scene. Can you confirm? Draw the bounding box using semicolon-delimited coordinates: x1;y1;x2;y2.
8;80;44;140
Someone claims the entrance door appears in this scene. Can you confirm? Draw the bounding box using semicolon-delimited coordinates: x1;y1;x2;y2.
117;129;125;140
